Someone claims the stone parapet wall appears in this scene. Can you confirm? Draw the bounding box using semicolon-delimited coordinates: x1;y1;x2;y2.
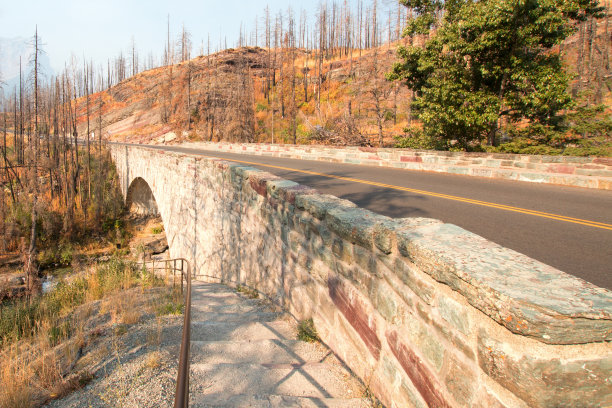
182;141;612;190
111;145;612;407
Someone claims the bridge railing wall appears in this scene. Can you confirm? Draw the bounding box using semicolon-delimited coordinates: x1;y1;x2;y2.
184;141;612;190
110;145;611;408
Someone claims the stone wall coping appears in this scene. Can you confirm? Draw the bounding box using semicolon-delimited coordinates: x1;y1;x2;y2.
179;141;612;190
131;146;612;345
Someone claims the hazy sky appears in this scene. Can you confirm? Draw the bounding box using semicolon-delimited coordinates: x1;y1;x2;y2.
0;0;325;73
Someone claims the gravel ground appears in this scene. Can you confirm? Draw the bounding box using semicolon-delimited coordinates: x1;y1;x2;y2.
44;288;184;408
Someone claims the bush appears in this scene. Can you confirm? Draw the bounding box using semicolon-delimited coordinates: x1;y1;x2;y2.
488;137;612;157
255;102;268;112
394;126;445;150
59;244;73;266
156;289;184;316
297;319;319;343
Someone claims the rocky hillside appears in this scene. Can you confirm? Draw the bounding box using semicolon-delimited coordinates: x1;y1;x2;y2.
76;45;412;147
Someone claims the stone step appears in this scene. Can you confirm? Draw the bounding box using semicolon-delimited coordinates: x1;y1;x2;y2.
189;363;361;400
191;311;282;324
190;339;331;365
189;393;368;408
191;282;235;291
191;299;265;314
190;295;252;307
191;290;242;299
191;320;296;341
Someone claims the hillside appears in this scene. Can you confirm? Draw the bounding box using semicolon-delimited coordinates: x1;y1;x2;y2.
74;22;610;150
75;45;413;147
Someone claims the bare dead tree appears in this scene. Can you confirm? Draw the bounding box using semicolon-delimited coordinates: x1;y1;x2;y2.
25;27;43;294
179;24;192;62
131;36;139;77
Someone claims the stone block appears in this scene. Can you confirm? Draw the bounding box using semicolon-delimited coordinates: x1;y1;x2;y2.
429;316;476;361
438;295;470;336
353;244;379;275
386;329;452;408
331;238;353;264
547;164;576;174
392;258;435;305
288;230;304;252
471;168;493;178
598;178;612;190
401;313;446;372
447;166;470;175
395;221;612;345
444;356;477;406
593;157;612;165
325;206;379;249
249;175;269;197
295;251;312;271
267;179;317;204
294;193;356;219
368;278;408;325
471;385;509;408
328;276;381;360
575;168;612;177
400;155;423;163
377;355;427;408
313;245;336;274
478;331;612;407
314;285;337;327
373;219;395;254
295;213;315;239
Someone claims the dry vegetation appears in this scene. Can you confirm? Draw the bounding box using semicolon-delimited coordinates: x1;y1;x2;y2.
64;3;610;154
75;46;413;148
0;258;184;408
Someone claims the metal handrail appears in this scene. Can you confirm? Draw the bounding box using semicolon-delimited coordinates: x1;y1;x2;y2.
140;258;192;408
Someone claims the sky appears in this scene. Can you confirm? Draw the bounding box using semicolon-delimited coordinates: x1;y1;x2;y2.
0;0;323;74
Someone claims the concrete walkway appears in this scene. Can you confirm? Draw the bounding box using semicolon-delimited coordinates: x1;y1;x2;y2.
189;282;370;408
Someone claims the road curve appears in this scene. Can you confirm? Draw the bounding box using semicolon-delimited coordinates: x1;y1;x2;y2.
115;142;612;289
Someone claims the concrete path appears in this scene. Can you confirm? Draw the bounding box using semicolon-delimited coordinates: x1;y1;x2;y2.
188;281;370;408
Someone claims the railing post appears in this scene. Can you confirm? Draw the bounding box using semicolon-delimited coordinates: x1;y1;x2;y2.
134;257;191;408
173;258;192;408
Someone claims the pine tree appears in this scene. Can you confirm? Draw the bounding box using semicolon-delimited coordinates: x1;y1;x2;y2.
390;0;605;150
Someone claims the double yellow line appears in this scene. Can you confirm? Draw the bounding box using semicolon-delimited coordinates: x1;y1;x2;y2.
186;149;612;231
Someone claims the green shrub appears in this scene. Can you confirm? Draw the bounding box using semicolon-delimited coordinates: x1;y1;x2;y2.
394;126;444;150
297;319;319;343
157;301;183;316
59;244;73;265
156;289;184;316
236;284;259;299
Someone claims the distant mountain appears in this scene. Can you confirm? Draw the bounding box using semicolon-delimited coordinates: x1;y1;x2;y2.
0;37;54;93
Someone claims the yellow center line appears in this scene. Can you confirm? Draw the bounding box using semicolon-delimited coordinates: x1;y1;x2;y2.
177;147;612;231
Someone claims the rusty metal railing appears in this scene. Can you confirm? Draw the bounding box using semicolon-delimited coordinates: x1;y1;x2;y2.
140;258;192;408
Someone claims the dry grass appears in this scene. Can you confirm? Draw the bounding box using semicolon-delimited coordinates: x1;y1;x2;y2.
142;351;162;371
0;258;172;408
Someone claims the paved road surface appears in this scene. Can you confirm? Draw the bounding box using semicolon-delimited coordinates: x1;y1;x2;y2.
117;143;612;289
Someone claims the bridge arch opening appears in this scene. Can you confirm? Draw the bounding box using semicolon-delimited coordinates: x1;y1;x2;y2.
126;177;170;261
126;177;159;216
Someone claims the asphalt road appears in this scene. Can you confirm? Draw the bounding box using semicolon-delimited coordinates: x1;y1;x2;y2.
120;143;612;289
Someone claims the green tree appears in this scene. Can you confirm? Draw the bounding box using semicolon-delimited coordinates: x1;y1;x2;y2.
390;0;604;150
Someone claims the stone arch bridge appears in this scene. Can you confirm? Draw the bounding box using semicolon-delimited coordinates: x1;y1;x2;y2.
110;144;611;408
